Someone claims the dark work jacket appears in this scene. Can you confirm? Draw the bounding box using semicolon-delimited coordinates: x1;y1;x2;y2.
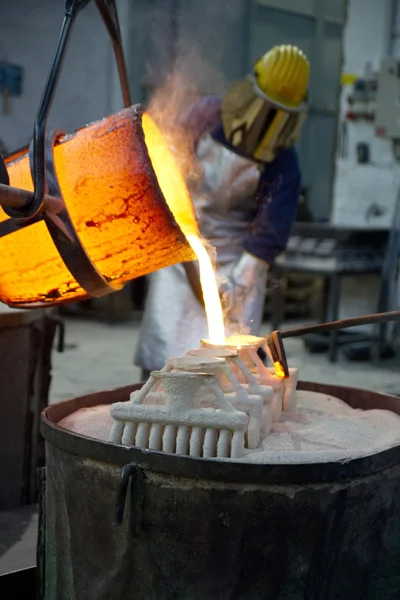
179;94;301;265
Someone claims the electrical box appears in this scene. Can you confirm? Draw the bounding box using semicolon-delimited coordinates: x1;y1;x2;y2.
345;76;377;121
375;57;400;139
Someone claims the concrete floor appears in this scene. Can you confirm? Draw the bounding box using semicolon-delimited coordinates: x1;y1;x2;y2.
1;314;400;577
0;505;37;575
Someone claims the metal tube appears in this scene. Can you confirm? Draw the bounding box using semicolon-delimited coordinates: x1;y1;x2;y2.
0;155;9;186
28;8;78;219
3;0;131;223
112;39;132;108
94;0;132;108
0;183;57;213
0;183;39;210
280;309;400;339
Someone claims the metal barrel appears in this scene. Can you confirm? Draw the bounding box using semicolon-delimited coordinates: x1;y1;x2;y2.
41;382;400;600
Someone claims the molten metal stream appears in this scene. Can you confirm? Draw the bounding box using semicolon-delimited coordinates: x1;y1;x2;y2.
187;235;225;345
143;113;226;346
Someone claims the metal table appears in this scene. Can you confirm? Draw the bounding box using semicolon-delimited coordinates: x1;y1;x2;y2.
270;223;389;362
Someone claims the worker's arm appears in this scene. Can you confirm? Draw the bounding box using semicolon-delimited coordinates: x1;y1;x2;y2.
220;148;301;321
243;146;301;265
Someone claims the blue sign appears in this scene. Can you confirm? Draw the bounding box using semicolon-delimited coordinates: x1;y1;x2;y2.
0;62;23;96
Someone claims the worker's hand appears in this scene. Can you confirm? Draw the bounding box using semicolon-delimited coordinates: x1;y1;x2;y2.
219;252;268;327
220;278;247;328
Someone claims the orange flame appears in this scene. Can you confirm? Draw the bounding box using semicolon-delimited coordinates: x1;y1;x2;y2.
147;81;226;345
273;361;287;379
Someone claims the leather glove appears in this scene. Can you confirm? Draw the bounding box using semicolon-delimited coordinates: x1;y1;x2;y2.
219;252;268;330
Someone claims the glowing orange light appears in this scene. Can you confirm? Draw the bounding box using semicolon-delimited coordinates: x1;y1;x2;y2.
273;361;286;379
186;235;225;345
1;104;227;353
139;112;226;343
141;113;225;344
1;106;198;306
224;335;265;348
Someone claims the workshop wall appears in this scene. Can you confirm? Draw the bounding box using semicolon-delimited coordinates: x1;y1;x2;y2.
0;0;129;152
132;0;247;102
332;0;396;325
393;0;400;57
332;0;396;228
128;0;347;222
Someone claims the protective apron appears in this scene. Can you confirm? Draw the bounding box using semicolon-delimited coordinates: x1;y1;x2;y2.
135;133;268;372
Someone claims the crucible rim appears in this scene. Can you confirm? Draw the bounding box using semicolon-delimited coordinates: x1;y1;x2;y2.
41;381;400;485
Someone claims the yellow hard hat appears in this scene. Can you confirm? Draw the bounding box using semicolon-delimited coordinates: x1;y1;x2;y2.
253;45;310;110
220;44;310;162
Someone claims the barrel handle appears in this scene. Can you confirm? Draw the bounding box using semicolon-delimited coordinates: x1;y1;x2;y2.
114;462;146;536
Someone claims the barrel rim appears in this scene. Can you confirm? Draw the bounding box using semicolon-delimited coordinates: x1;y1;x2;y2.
41;381;400;485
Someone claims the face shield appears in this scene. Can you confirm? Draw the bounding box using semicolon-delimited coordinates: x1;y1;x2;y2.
220;45;309;163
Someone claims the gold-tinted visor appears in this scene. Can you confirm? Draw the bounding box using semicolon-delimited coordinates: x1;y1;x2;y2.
221;76;307;162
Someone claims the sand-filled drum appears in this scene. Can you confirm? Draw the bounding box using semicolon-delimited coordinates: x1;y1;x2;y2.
41;378;400;600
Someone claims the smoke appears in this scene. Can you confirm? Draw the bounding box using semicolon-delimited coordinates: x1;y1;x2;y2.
142;5;259;338
145;36;252;339
222;293;252;337
146;36;227;186
146;69;199;182
140;0;245;181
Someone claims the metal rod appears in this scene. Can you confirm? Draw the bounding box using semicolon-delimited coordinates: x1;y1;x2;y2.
95;0;132;108
0;182;40;210
28;5;79;219
4;0;132;221
280;310;400;339
0;183;57;212
0;155;9;186
112;39;132;108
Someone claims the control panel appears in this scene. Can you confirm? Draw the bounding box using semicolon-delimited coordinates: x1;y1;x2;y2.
375;57;400;139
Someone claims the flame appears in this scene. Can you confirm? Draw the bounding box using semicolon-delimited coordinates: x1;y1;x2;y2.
273;361;286;379
225;334;264;348
145;72;229;345
146;72;201;183
143;113;225;345
142;113;198;238
186;235;225;344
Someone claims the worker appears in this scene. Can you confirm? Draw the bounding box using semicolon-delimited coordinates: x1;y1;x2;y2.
135;45;310;378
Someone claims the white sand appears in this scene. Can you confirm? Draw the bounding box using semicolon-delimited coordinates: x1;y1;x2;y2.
59;404;115;443
58;390;400;464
